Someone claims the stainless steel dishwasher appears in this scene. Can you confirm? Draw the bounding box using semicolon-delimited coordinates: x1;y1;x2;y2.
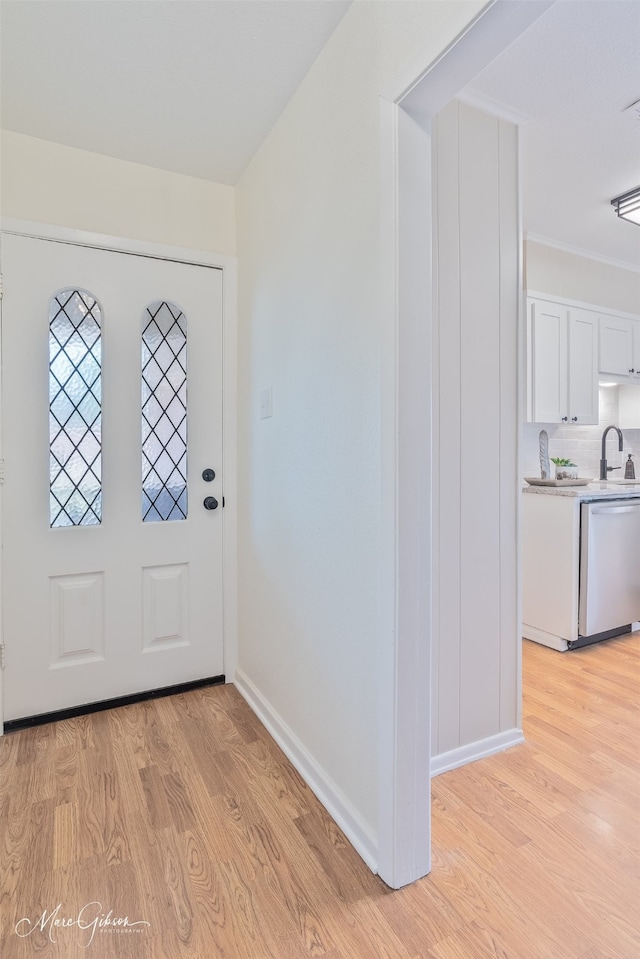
578;499;640;645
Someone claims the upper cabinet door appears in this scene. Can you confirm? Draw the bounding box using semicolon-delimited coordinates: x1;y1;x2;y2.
599;315;635;376
568;309;598;425
529;298;568;423
632;325;640;375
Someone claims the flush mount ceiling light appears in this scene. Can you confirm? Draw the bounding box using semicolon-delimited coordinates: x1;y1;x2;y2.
611;186;640;225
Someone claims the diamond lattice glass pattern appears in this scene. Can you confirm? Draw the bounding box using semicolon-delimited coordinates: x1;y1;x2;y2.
142;302;187;521
49;290;102;527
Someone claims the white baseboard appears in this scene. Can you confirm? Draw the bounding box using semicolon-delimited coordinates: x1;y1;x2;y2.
430;728;525;777
233;670;378;873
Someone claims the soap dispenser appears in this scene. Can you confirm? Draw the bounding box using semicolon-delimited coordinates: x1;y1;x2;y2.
624;453;635;480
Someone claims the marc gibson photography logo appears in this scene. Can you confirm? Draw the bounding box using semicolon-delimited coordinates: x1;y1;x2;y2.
15;902;151;947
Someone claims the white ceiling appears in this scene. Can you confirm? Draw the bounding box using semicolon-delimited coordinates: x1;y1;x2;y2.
2;0;639;268
0;0;350;185
462;0;640;269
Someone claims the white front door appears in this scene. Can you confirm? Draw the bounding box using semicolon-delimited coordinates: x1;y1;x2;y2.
1;233;224;722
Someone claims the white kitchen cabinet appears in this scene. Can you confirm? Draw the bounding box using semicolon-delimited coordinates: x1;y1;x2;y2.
568;308;600;423
599;314;640;379
522;493;580;649
527;297;598;424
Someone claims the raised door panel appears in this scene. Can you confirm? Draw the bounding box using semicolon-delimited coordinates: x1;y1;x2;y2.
599;315;634;375
529;299;568;423
568;309;598;424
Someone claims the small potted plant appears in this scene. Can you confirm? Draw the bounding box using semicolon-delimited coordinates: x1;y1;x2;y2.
551;457;578;481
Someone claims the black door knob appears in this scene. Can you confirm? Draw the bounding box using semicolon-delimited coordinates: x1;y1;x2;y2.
203;496;219;511
202;468;215;482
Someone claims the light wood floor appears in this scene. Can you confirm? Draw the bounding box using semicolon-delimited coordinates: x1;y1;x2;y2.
1;634;638;958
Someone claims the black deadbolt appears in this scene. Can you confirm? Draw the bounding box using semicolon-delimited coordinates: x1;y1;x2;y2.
203;496;219;511
202;468;215;482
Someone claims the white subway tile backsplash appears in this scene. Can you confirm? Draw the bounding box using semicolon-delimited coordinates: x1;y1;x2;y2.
522;387;638;481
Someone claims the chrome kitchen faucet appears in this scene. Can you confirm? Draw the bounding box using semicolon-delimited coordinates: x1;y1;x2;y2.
599;425;624;480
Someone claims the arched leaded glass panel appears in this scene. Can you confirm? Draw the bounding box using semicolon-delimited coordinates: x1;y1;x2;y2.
49;289;102;527
141;301;187;522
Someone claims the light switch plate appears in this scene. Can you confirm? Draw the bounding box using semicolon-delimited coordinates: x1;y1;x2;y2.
260;387;273;419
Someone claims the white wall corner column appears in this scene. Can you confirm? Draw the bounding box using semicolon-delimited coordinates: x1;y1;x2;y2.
378;98;433;889
430;99;521;762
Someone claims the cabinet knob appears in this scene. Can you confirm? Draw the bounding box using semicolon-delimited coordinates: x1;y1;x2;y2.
630;369;635;374
571;416;578;422
561;416;568;422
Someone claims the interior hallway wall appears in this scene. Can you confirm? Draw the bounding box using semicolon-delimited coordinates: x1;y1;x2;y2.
525;238;640;316
235;1;484;853
1;130;236;254
431;100;521;765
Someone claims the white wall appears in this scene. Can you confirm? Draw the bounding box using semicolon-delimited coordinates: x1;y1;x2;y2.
525;239;640;316
431;101;520;760
1;130;236;254
235;0;483;844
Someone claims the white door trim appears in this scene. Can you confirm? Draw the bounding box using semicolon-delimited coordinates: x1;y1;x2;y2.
0;219;238;731
377;0;555;888
0;218;230;270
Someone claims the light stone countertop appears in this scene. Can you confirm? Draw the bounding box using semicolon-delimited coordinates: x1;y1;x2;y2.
522;481;640;499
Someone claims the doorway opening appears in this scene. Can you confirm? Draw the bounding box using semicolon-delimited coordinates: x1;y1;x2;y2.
381;0;639;887
378;0;554;888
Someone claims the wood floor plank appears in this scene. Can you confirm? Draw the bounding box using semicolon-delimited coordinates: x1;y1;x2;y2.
177;828;237;957
574;779;640;845
236;736;314;820
427;916;544;959
374;877;468;956
0;796;31;936
545;806;640;878
519;821;640;946
527;736;614;791
162;771;199;835
106;701;151;770
431;793;530;874
234;819;338;955
53;800;77;870
53;744;79;805
578;946;640;959
426;841;590;958
175;716;228;795
432;771;534;848
1;635;639;958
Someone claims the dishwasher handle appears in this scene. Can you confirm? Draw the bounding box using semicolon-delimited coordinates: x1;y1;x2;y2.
590;504;640;515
